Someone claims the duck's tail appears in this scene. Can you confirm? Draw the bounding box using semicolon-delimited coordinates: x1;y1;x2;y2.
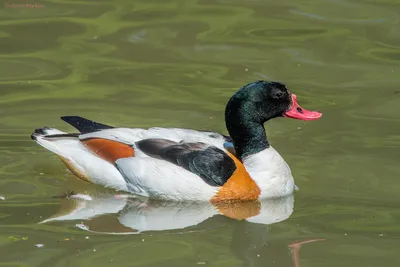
31;126;128;191
31;127;79;156
31;115;115;160
31;127;95;183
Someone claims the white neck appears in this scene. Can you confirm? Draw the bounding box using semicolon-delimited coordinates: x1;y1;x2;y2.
242;147;295;199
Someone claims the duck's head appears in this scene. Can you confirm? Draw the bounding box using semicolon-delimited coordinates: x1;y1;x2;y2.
225;80;322;158
225;80;322;124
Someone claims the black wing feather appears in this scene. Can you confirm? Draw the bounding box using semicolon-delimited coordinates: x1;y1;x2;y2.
136;139;236;186
61;116;114;133
188;147;235;186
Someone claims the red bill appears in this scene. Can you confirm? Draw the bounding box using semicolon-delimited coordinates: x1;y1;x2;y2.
284;94;322;121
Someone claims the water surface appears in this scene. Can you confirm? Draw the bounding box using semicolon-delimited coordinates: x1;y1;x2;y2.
1;0;400;266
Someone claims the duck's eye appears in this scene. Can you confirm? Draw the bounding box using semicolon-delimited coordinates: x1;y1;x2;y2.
275;92;284;99
297;107;303;113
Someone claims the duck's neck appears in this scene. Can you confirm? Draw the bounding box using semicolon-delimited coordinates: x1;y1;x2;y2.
225;116;270;160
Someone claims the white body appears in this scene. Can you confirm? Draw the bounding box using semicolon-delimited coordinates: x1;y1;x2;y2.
33;127;295;201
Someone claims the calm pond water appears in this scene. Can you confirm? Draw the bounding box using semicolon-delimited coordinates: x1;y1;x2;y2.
1;0;400;266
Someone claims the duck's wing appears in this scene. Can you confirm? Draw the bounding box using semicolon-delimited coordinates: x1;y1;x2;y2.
76;135;242;200
134;139;236;186
78;135;237;187
61;116;234;154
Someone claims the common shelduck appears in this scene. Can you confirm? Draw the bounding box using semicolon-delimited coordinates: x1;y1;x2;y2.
31;81;322;202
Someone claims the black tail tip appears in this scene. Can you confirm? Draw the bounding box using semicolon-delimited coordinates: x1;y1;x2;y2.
31;126;51;140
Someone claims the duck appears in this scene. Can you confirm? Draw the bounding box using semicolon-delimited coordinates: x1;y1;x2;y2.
31;80;322;202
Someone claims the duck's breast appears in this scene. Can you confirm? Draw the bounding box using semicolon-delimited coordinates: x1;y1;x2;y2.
243;147;295;199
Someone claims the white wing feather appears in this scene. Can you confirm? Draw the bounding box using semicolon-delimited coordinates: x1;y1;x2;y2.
78;127;229;150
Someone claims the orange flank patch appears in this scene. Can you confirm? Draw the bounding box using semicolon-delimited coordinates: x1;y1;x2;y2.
82;138;134;163
211;152;261;202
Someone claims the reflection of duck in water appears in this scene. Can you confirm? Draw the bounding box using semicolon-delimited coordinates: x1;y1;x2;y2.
32;81;321;202
41;192;294;233
43;192;324;266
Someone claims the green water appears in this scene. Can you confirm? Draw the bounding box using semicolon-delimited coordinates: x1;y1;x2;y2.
1;0;400;266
